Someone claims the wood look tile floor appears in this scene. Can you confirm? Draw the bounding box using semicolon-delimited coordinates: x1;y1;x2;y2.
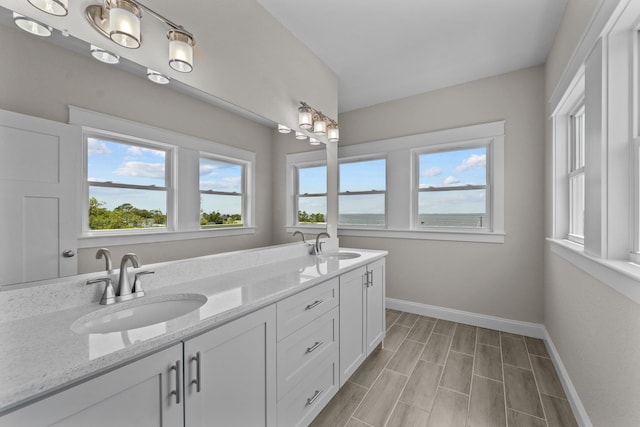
310;310;578;427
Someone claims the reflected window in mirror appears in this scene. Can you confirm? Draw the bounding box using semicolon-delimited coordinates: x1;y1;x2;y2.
86;135;172;232
296;164;327;225
199;156;247;228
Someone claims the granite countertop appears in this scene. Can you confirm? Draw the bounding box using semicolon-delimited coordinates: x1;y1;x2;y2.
0;247;386;413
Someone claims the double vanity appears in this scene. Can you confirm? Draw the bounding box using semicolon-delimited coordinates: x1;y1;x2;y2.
0;242;387;426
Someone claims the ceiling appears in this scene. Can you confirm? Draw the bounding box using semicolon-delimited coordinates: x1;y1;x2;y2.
256;0;568;113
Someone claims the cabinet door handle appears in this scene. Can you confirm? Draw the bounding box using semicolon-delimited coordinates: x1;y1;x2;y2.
306;389;324;406
305;341;323;354
305;300;323;310
170;360;181;404
368;270;373;287
190;352;201;392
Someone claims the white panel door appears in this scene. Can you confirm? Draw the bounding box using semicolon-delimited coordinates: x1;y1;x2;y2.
0;109;80;285
184;305;276;427
0;344;184;427
366;259;386;355
338;265;366;387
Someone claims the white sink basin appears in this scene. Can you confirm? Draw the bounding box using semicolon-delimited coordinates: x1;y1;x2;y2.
72;293;207;334
318;251;361;260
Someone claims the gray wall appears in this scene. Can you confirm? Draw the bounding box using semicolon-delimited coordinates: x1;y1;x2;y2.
274;65;546;324
0;23;276;273
544;0;640;425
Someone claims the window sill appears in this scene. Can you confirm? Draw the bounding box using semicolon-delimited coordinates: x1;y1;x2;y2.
78;227;256;248
547;238;640;304
285;226;505;243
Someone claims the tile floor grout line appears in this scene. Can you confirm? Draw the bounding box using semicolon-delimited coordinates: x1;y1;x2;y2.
509;407;548;421
527;343;550;427
381;316;428;427
500;331;511;427
465;325;478;427
351;415;376;427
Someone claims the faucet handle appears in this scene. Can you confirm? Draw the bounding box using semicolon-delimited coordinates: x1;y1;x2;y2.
87;277;116;305
133;270;154;296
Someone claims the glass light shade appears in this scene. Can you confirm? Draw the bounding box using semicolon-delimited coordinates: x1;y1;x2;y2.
147;69;170;85
90;45;120;64
28;0;68;16
313;118;327;135
109;0;141;49
13;13;51;36
295;131;307;140
298;106;313;129
168;30;195;73
327;124;340;142
309;137;321;146
278;124;291;133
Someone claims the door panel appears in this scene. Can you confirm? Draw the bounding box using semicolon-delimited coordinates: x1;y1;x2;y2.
0;109;80;285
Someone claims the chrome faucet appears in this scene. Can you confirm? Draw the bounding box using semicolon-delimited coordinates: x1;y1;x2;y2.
315;232;330;254
293;230;306;242
117;253;140;300
95;248;112;273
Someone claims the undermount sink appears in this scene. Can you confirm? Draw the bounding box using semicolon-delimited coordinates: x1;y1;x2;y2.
71;293;207;334
318;251;361;260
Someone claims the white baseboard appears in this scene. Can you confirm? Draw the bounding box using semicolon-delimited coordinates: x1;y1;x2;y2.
386;297;545;338
385;297;592;427
542;326;592;427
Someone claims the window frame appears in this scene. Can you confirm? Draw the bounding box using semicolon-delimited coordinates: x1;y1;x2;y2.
338;155;387;228
293;160;328;227
413;141;492;232
286;120;505;243
567;101;586;244
199;153;249;229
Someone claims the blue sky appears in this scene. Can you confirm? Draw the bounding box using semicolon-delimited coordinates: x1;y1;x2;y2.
88;138;242;215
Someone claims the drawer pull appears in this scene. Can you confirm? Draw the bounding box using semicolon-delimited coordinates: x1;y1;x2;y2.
305;300;323;310
306;389;324;407
191;352;201;392
170;360;181;404
305;341;323;354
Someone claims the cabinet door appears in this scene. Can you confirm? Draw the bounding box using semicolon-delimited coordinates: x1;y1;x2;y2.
339;266;366;387
0;344;183;427
184;305;276;427
366;259;386;355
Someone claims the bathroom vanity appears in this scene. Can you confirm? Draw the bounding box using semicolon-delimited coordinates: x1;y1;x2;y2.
0;243;386;427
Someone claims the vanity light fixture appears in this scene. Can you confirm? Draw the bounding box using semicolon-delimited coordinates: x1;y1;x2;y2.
147;68;170;84
28;0;68;16
90;44;120;64
13;12;52;36
278;124;292;134
295;131;307;140
309;137;321;146
296;101;339;144
86;0;196;72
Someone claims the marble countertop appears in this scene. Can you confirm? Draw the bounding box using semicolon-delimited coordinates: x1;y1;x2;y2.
0;247;386;413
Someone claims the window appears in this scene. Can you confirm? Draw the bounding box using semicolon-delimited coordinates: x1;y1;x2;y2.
87;136;170;231
296;164;327;224
416;146;489;229
568;104;585;243
339;158;386;226
200;157;245;228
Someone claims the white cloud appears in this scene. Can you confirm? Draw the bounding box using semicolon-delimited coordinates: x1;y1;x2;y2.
201;176;241;192
422;166;442;177
127;146;164;157
444;176;460;185
113;162;165;179
456;154;486;172
88;139;111;155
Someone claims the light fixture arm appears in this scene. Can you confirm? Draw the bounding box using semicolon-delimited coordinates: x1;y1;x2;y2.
129;0;194;40
299;101;337;128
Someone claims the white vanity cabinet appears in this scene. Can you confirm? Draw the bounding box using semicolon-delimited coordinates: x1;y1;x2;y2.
339;258;386;386
183;305;276;427
0;343;184;427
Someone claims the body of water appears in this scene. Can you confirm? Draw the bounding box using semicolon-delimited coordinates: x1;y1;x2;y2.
338;213;486;228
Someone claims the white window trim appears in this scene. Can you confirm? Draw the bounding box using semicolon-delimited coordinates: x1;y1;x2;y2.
567;101;585;245
338;154;388;229
69;106;256;248
286;121;505;243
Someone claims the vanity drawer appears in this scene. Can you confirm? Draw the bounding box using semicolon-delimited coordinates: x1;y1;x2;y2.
277;307;338;399
277;277;338;340
277;353;338;427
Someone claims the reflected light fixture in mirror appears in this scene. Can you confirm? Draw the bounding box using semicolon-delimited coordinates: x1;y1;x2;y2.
90;44;120;64
109;0;141;48
313;117;327;135
147;68;170;84
13;12;52;36
278;124;291;133
295;131;307;140
309;137;321;146
327;123;339;142
28;0;68;16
